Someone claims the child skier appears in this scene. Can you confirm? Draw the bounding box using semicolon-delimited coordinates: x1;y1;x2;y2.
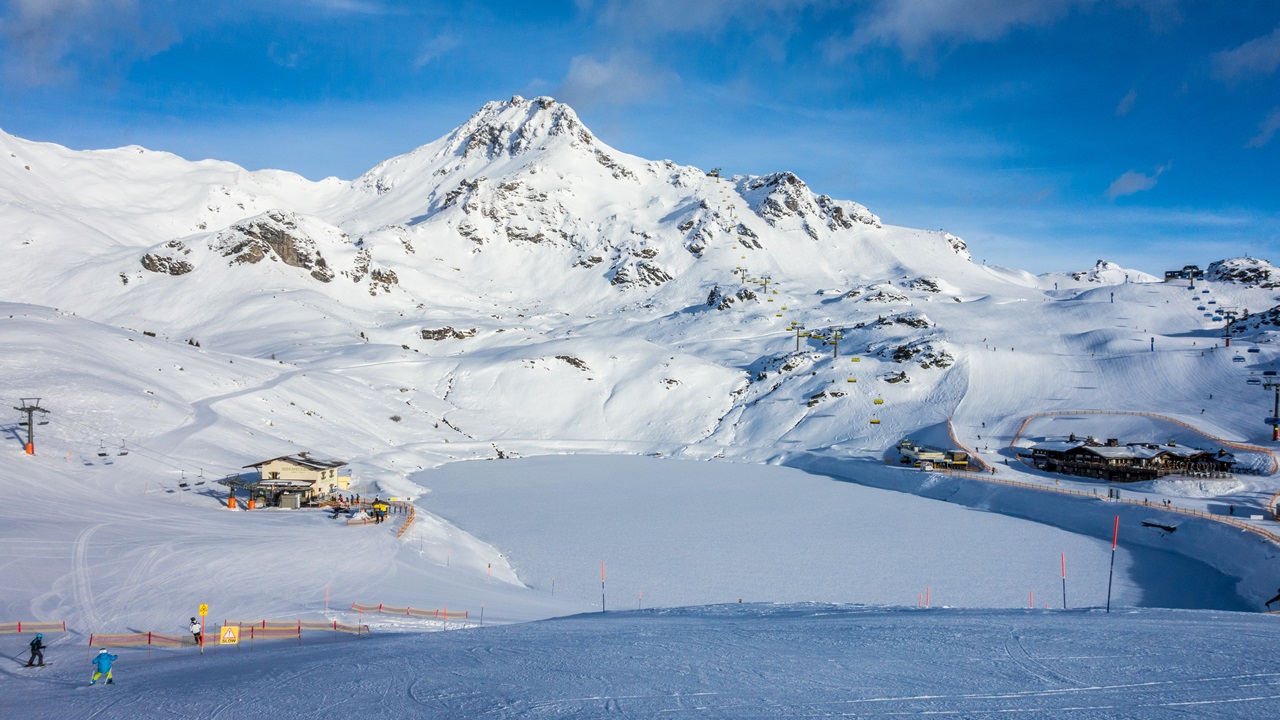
26;633;45;667
190;617;202;645
90;648;117;685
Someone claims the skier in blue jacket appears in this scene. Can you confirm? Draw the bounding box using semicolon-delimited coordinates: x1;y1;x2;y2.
26;633;45;666
90;649;117;685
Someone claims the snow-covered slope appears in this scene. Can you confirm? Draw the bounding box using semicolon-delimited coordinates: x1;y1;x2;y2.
4;97;1280;714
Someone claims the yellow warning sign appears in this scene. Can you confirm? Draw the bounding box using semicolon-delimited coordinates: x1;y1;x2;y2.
219;626;240;645
198;603;208;617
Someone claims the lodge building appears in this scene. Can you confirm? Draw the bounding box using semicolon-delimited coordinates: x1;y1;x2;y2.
1028;436;1235;482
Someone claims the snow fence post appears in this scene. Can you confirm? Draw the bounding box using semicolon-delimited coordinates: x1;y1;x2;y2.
1106;516;1119;613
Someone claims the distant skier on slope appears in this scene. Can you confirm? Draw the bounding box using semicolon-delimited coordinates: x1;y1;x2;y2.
90;649;117;685
1266;588;1280;610
190;617;202;645
25;633;45;666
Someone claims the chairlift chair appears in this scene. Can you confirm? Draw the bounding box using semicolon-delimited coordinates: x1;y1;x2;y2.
1248;377;1262;385
1232;355;1246;363
97;441;108;458
1249;347;1261;353
117;441;128;456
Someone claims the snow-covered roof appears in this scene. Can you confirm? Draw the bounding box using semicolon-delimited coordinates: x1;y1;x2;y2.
243;454;347;471
1031;439;1223;462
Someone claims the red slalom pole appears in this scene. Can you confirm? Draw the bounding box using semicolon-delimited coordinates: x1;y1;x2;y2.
1106;516;1119;613
1061;552;1067;610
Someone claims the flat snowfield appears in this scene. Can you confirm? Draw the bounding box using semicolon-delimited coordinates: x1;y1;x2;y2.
420;455;1245;611
5;604;1279;719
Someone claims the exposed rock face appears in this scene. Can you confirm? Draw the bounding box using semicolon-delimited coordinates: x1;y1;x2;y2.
1207;257;1279;287
140;254;193;275
942;233;970;260
210;210;339;282
140;239;194;275
421;327;477;341
738;172;880;237
611;259;672;288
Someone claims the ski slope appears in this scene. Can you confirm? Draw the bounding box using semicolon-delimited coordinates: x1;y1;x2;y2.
5;605;1279;719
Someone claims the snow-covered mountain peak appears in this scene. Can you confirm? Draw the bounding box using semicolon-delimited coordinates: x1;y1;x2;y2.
446;95;595;160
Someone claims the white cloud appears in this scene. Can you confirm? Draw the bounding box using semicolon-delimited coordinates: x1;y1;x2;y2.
0;0;177;86
1106;161;1171;200
555;52;680;109
1247;108;1280;148
1115;88;1137;117
831;0;1094;60
1212;26;1280;82
582;0;828;36
413;34;459;69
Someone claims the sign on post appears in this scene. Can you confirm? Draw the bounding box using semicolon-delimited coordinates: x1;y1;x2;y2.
219;626;240;645
198;604;208;617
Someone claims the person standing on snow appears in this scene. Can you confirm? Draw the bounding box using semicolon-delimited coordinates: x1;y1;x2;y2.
190;617;202;645
26;633;45;666
90;648;117;685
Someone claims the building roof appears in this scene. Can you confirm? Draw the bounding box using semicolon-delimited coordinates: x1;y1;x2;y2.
243;453;347;471
1031;438;1232;463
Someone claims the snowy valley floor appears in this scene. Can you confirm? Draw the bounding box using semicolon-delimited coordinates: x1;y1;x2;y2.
4;604;1279;719
3;454;1279;717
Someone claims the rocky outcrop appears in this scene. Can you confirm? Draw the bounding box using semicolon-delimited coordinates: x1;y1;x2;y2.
1207;257;1279;288
738;172;880;237
140;240;195;275
421;327;477;341
210;210;339;283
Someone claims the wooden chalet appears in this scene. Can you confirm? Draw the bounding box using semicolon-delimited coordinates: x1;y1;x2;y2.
1028;436;1235;482
237;453;351;507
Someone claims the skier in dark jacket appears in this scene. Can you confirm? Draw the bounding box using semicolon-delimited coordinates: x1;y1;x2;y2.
26;633;45;666
1266;587;1280;609
90;649;117;685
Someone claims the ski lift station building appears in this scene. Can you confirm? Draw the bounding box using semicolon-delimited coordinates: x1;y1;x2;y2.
896;439;969;469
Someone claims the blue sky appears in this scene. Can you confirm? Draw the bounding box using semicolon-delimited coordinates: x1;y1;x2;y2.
1;0;1277;274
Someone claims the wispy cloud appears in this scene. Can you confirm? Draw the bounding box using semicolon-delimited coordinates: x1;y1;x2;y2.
1247;108;1280;148
555;52;680;109
829;0;1092;61
1106;161;1172;199
1115;88;1137;116
294;0;392;15
579;0;826;36
1211;25;1280;82
0;0;178;86
413;34;460;69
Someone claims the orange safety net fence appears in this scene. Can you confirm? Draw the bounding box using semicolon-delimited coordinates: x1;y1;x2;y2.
89;632;192;648
224;620;369;635
351;602;468;620
0;621;65;634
